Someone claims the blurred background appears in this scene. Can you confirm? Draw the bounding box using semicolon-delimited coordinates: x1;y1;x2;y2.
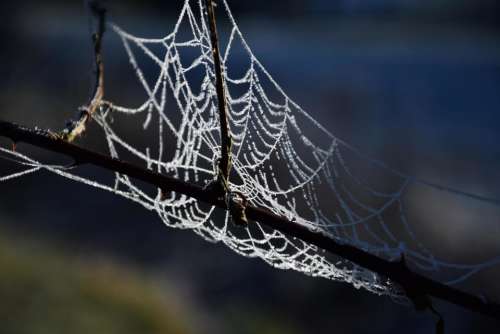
1;0;500;333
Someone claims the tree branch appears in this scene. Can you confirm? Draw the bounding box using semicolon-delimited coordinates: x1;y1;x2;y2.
61;1;106;142
1;119;499;320
205;0;233;194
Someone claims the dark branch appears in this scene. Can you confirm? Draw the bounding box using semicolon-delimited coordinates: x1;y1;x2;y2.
1;119;500;320
205;0;233;193
61;1;106;142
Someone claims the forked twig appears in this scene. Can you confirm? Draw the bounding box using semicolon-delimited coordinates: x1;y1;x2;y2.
61;1;106;142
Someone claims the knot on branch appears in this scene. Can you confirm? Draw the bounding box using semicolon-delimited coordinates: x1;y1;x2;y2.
227;191;248;227
204;156;230;199
60;105;98;142
396;254;444;334
204;155;247;227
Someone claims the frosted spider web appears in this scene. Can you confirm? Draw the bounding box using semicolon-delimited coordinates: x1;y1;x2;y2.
1;0;500;300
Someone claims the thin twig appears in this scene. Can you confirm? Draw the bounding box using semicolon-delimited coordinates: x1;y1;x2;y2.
205;0;233;194
1;119;499;320
61;1;106;142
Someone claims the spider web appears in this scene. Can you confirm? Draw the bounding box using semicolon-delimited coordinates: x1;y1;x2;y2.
1;0;500;300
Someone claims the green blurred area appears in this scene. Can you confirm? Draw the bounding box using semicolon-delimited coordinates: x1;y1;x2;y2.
0;231;192;334
0;229;302;334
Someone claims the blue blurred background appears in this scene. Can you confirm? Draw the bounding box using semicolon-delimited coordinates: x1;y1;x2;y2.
0;0;499;333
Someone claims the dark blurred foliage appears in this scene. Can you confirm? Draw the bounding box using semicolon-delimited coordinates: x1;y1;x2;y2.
1;0;500;333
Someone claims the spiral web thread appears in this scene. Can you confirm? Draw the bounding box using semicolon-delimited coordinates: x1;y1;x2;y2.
1;0;500;299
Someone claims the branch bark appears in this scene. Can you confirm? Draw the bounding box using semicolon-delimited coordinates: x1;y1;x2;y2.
1;119;499;320
205;0;233;193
